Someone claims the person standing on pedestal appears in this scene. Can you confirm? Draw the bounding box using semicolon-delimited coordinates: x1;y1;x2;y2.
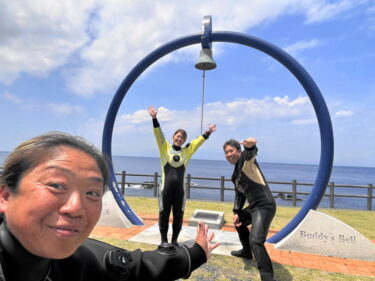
148;106;216;246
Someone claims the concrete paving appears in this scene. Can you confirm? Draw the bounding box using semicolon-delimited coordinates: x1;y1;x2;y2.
91;213;375;278
129;223;242;256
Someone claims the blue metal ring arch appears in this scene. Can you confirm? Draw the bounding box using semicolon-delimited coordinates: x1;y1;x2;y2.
102;31;334;243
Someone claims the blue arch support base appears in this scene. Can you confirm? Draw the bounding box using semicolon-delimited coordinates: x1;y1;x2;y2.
102;31;334;241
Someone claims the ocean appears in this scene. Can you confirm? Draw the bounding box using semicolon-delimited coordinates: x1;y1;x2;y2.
1;152;374;210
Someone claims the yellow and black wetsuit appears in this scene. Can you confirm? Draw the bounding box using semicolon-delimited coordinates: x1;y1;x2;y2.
152;118;211;245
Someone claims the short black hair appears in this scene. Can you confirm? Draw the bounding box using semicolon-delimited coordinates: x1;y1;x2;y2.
223;139;241;151
1;131;109;192
173;129;187;140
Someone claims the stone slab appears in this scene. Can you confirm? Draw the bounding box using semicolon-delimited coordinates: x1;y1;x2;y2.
97;192;135;228
188;209;225;229
129;223;241;256
275;210;375;261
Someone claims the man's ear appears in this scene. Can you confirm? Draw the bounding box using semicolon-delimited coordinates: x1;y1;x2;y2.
0;184;11;213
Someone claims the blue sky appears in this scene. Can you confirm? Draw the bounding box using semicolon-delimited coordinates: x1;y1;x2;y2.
0;0;374;167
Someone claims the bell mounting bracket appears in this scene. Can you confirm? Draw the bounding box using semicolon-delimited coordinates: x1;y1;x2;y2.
201;15;213;49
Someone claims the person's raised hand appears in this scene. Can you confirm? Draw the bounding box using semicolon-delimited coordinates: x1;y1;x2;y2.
208;124;217;133
240;137;257;148
195;221;220;259
147;106;157;118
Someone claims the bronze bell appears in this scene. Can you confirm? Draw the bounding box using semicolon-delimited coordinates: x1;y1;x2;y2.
195;48;217;70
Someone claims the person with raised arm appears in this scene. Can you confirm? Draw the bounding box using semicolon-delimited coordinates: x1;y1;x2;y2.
148;106;216;246
223;137;277;281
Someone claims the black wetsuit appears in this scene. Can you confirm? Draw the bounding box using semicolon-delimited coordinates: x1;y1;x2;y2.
0;221;206;281
152;118;210;244
231;145;276;281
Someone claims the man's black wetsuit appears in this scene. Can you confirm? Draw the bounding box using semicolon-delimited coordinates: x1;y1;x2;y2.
231;145;276;281
0;221;206;281
151;118;210;244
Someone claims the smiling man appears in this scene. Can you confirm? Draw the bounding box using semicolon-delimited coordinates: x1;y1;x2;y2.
223;138;277;281
0;132;220;281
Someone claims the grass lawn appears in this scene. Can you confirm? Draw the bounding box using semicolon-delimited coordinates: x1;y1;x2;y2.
97;196;375;281
125;196;375;240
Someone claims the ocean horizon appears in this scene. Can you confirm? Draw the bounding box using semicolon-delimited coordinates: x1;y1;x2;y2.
1;152;374;210
109;155;375;211
1;151;374;170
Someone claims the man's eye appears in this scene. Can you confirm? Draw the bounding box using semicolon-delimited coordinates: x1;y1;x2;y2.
87;190;102;197
48;183;65;190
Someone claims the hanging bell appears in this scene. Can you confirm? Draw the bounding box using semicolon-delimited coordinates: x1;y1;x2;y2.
195;48;217;70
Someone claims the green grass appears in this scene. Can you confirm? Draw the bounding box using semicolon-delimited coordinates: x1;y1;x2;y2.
97;196;375;281
125;196;375;240
98;237;374;281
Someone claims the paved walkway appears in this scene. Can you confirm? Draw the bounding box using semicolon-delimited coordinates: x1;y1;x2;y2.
90;214;375;278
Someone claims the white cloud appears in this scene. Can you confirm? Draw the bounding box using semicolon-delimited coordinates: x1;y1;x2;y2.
0;0;93;83
302;0;355;24
0;0;361;95
273;95;310;106
335;110;354;117
47;103;84;116
114;95;314;134
291;118;317;125
2;92;85;116
364;3;375;30
100;94;321;161
284;39;321;56
2;92;22;104
2;92;36;110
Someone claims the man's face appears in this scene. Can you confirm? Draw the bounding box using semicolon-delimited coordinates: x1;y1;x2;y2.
224;145;241;165
0;146;104;259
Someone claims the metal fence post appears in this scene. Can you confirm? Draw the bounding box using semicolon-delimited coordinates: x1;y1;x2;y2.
121;171;126;195
220;176;225;201
367;184;373;211
186;174;191;199
292;180;297;206
153;172;158;197
329;182;335;208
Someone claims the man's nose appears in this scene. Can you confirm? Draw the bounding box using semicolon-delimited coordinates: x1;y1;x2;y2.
60;191;84;218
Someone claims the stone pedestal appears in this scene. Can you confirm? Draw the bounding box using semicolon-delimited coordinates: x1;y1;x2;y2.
188;209;225;229
275;210;375;261
97;192;134;228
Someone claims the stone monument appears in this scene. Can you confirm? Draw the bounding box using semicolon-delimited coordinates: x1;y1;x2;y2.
275;209;375;261
97;192;135;228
